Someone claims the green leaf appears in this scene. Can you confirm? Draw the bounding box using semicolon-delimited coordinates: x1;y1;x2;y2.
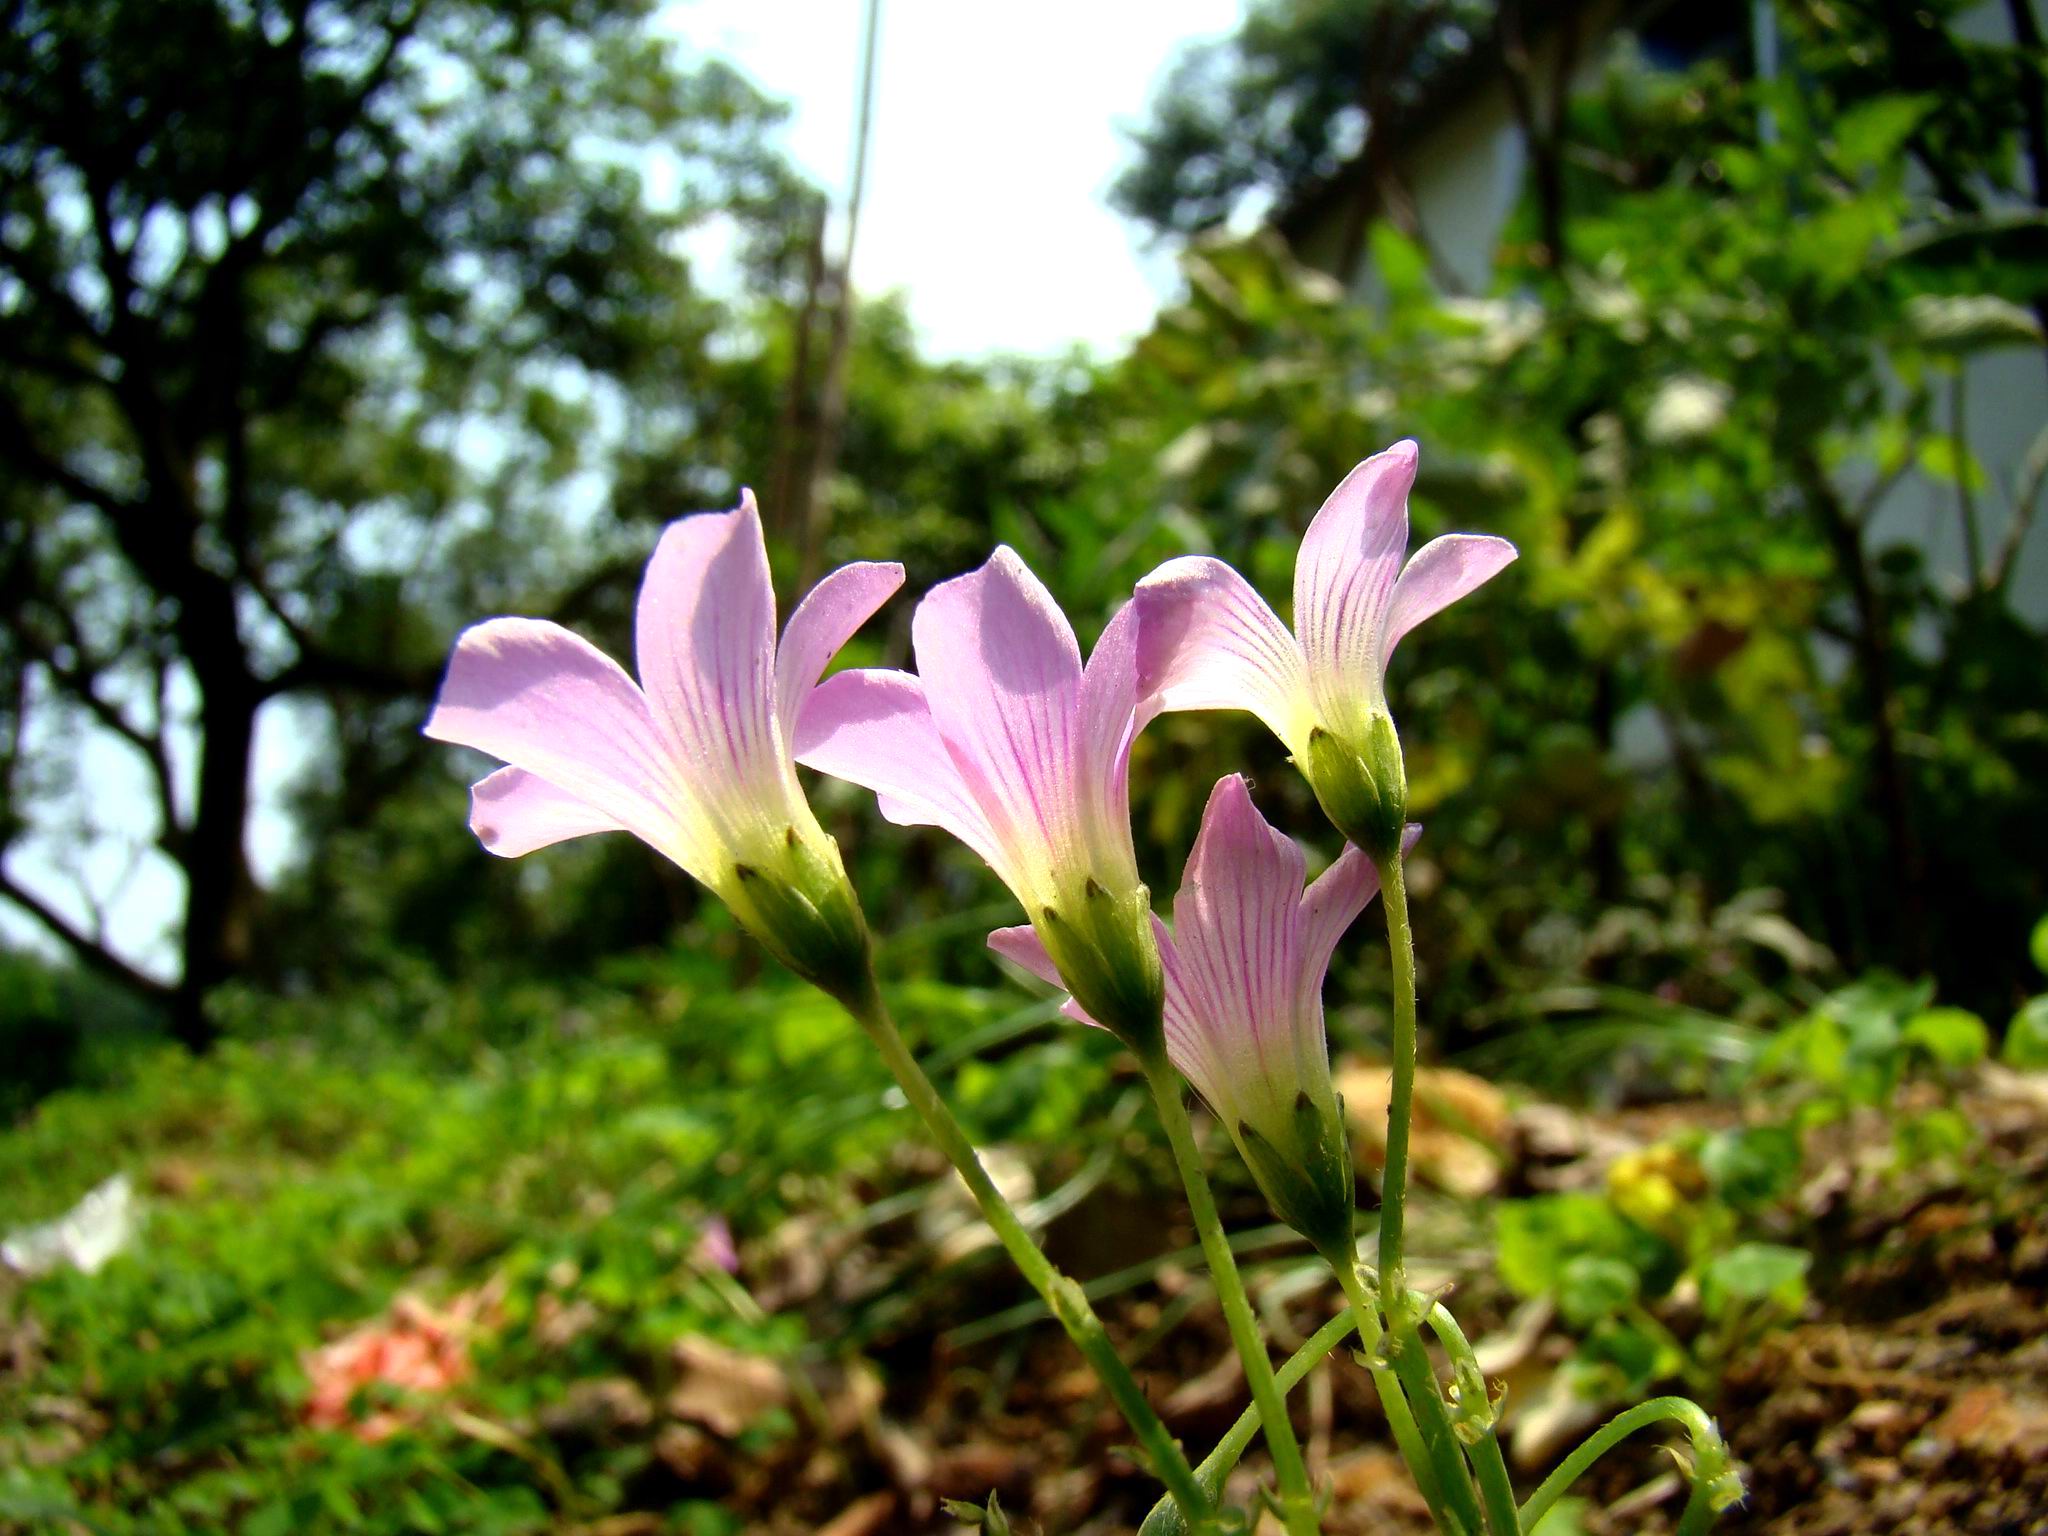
1530;1497;1594;1536
2030;915;2048;976
1699;1124;1803;1207
1497;1193;1679;1304
1701;1242;1810;1319
1902;1007;1990;1068
1368;221;1430;303
1904;293;2045;354
1578;1318;1678;1395
1556;1254;1639;1328
1894;1106;1974;1163
2005;996;2048;1070
940;1492;1014;1535
1918;434;1990;491
1833;93;1936;170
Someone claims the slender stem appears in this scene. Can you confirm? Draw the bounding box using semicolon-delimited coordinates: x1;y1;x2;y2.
1141;1049;1322;1536
1518;1396;1735;1532
851;993;1214;1527
1332;1261;1462;1533
1139;1309;1360;1536
1423;1303;1521;1535
1373;1359;1459;1533
1387;1322;1487;1536
1330;1256;1385;1387
1374;852;1420;1323
1673;1478;1717;1536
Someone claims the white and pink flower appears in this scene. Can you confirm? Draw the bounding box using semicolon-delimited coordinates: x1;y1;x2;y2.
425;492;900;997
989;774;1417;1256
794;547;1163;1040
1136;441;1514;856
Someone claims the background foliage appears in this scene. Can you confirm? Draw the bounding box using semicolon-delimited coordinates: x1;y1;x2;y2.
3;0;2046;1531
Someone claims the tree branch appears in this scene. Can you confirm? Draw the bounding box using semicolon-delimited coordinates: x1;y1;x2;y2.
0;864;173;1002
12;612;180;839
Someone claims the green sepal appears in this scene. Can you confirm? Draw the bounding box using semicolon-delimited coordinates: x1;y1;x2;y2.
728;825;874;1008
1233;1089;1356;1261
1035;878;1166;1050
1303;713;1407;860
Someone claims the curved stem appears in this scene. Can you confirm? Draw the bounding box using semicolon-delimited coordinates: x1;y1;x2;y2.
1518;1396;1736;1533
1374;852;1420;1325
1141;1050;1322;1536
850;993;1214;1527
1138;1309;1360;1536
1422;1303;1521;1534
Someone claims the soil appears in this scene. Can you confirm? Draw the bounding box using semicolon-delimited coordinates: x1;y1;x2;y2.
728;1068;2048;1535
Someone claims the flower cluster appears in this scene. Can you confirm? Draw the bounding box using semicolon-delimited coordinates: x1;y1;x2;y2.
427;444;1513;1246
429;443;1747;1535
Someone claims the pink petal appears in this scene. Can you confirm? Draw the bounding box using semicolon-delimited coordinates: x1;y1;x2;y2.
911;548;1084;886
794;668;1008;876
1298;824;1420;992
1167;776;1308;1103
1075;602;1145;884
424;617;697;869
1293;441;1417;728
1382;534;1518;667
468;766;625;857
633;493;781;812
987;924;1064;988
987;923;1161;1032
774;560;905;744
1134;556;1313;751
987;924;1105;1028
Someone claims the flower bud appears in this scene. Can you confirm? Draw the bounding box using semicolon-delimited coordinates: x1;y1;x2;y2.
1303;713;1407;863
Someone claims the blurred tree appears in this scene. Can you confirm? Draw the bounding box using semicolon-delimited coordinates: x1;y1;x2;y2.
1102;0;2048;1027
1111;0;1499;245
0;0;808;1045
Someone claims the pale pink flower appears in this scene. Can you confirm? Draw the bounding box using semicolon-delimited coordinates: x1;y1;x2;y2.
989;774;1418;1256
425;492;901;994
1135;441;1513;854
794;547;1162;1038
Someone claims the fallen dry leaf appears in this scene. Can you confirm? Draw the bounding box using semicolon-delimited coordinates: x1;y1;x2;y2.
668;1337;789;1438
816;1490;897;1536
1339;1060;1511;1198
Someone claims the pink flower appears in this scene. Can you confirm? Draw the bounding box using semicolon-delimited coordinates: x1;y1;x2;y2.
1136;441;1513;856
303;1293;479;1443
425;492;901;997
794;548;1163;1041
989;775;1417;1257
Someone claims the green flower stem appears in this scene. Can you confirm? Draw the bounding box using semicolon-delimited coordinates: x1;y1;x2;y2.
1364;851;1486;1534
1331;1261;1460;1533
849;991;1214;1528
1422;1303;1521;1535
1140;1048;1322;1536
1517;1396;1738;1533
1386;1319;1487;1536
1674;1478;1717;1536
1138;1309;1361;1536
1372;850;1420;1327
1373;1358;1459;1532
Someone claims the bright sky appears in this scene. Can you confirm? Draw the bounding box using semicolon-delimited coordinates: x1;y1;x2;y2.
661;0;1244;358
0;1;1243;978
